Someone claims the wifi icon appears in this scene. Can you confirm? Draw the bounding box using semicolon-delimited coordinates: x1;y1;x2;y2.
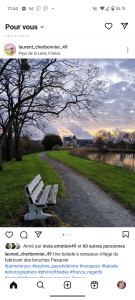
100;6;105;10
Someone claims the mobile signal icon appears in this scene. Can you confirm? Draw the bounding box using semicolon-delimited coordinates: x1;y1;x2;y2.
100;6;105;10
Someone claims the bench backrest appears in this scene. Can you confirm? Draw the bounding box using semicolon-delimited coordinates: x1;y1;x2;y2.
25;174;44;204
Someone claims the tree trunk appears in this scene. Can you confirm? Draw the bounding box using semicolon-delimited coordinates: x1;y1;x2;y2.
14;129;22;161
0;140;3;171
5;125;12;161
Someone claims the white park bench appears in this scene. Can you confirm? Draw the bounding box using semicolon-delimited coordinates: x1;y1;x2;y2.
24;174;58;221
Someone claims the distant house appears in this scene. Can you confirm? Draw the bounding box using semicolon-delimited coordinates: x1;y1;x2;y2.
63;135;93;147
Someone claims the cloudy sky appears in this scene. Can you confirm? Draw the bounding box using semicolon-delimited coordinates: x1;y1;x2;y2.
38;59;135;140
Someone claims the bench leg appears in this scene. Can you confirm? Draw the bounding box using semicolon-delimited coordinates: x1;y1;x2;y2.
24;206;52;221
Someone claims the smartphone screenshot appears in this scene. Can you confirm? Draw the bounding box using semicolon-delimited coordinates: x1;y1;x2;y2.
0;1;135;299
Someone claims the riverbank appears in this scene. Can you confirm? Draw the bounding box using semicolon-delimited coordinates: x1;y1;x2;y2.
41;153;135;226
46;150;135;213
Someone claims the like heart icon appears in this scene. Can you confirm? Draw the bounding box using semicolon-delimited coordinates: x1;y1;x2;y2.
5;231;13;238
105;23;113;30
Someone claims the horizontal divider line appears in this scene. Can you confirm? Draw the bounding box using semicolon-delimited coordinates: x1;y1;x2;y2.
50;296;85;298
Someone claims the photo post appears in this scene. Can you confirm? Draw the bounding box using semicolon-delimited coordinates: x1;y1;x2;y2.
0;0;135;299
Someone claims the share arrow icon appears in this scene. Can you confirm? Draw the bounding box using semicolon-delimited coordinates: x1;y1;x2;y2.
121;23;128;29
35;231;42;238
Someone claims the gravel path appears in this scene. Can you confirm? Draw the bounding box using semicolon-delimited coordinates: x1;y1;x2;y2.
39;153;135;227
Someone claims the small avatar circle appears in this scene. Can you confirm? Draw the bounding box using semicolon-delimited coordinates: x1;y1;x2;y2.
5;243;12;249
16;243;21;249
11;243;16;249
3;44;16;56
117;280;126;289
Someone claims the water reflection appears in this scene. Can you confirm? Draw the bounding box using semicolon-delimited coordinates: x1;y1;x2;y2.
88;153;135;171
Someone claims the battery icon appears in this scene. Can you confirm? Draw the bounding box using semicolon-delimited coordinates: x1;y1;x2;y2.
111;6;114;10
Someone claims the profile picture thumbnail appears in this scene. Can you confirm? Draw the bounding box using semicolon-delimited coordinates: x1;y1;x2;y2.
3;44;16;56
5;243;20;249
117;280;126;289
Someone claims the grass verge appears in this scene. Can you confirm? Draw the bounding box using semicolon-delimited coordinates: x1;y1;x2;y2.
0;153;63;226
47;150;135;213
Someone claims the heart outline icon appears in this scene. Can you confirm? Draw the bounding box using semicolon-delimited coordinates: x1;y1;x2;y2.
105;23;113;30
5;231;13;238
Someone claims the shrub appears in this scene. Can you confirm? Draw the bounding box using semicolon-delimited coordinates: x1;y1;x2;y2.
52;145;60;151
52;145;72;151
69;147;90;159
42;134;63;150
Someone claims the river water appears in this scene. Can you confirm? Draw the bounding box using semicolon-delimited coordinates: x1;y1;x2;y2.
88;152;135;172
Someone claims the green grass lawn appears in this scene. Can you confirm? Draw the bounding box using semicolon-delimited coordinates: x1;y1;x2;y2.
47;150;135;213
0;153;63;226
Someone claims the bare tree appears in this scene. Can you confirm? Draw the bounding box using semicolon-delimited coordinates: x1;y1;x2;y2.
0;59;106;170
0;59;14;167
0;59;12;78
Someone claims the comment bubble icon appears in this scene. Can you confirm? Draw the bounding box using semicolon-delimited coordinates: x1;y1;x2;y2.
20;231;28;239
